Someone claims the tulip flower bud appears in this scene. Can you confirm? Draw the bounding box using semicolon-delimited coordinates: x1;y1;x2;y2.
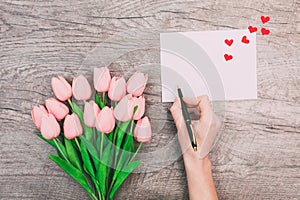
45;98;69;121
96;106;115;133
134;116;152;143
31;105;48;129
64;114;83;139
40;113;60;140
94;67;111;92
114;94;135;122
132;96;145;120
83;101;100;127
127;71;148;97
72;75;92;101
108;77;126;102
51;76;72;101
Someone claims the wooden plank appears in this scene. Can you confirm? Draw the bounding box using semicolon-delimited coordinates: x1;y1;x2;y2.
0;0;299;199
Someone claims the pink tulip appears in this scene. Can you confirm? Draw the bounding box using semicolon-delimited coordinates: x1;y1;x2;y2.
108;77;126;102
134;116;152;143
45;98;69;121
40;113;60;140
64;114;83;139
72;75;92;101
94;67;111;92
132;96;145;120
127;72;148;97
96;106;115;133
83;101;100;127
114;94;135;122
51;76;72;101
31;105;48;129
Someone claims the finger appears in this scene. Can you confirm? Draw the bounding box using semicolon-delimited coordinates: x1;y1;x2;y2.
170;97;181;109
191;120;205;143
183;96;213;122
171;97;199;119
170;98;194;153
170;98;184;130
187;107;200;115
170;105;182;130
183;95;210;108
182;96;202;106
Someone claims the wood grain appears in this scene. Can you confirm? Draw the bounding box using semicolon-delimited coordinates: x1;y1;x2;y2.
0;0;299;199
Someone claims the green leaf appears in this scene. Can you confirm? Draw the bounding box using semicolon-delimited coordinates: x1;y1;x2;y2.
80;141;95;178
73;102;93;141
109;161;140;200
80;136;99;160
81;136;109;197
95;92;105;109
122;131;134;153
37;133;56;148
65;138;82;171
122;120;135;153
133;105;138;115
95;92;101;105
48;154;96;199
108;130;114;142
110;121;134;184
37;134;65;159
96;133;101;152
115;121;131;148
79;140;102;199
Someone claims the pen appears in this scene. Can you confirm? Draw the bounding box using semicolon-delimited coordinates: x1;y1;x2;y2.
177;87;197;151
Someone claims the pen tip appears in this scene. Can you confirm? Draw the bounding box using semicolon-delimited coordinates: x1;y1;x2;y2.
193;146;197;152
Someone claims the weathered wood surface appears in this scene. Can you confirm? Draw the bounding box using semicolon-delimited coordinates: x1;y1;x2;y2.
0;0;299;199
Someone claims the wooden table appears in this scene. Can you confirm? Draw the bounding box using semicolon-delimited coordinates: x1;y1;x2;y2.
1;0;299;199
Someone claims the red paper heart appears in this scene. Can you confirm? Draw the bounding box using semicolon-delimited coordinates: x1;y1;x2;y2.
261;16;270;24
224;54;233;61
248;26;258;33
241;35;250;44
261;28;270;35
225;39;233;46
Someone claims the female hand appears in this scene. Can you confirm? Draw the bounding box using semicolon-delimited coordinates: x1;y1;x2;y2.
170;95;221;160
170;95;220;200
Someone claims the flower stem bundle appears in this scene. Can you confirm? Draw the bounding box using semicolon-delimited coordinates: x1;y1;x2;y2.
31;68;151;200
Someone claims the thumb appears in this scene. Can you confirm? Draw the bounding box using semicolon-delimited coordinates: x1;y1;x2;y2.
170;97;183;130
170;98;192;152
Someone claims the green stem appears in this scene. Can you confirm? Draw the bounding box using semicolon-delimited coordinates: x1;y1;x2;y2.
89;192;98;200
67;99;74;111
107;120;135;198
53;138;70;163
74;137;81;151
129;120;134;135
102;92;106;105
93;128;97;147
98;191;102;200
100;132;104;158
129;142;143;163
112;125;118;169
128;120;135;152
112;101;116;109
107;180;114;200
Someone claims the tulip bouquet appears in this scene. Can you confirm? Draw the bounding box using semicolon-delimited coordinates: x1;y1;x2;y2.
31;67;151;200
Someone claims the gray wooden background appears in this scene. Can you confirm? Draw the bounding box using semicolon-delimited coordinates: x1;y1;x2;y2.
0;0;299;199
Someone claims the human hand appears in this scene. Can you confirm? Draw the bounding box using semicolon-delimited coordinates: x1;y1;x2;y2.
170;95;221;160
170;95;220;200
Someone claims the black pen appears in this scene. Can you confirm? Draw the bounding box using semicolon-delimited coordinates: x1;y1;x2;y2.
177;87;197;151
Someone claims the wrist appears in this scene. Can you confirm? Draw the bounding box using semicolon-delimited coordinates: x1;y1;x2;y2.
182;154;218;200
183;153;212;174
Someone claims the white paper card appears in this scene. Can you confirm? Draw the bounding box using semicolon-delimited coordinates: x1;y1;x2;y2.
160;30;257;102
